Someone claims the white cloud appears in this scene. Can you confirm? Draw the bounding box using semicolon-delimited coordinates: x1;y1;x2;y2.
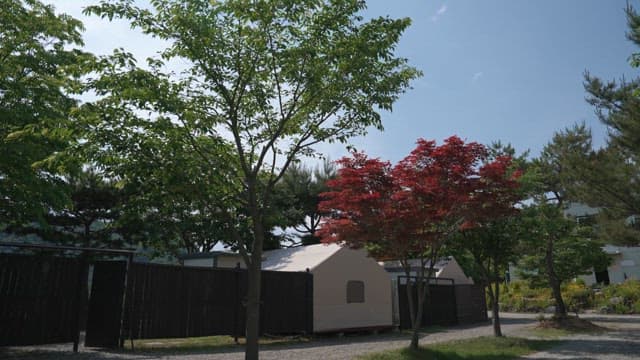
472;72;484;82
431;4;447;22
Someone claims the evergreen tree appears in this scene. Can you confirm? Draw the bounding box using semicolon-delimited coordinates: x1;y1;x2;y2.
273;160;336;246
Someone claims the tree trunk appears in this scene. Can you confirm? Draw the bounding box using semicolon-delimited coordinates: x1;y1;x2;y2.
406;266;431;350
405;282;418;350
245;200;265;360
244;259;262;360
545;236;567;318
490;261;503;337
490;282;503;337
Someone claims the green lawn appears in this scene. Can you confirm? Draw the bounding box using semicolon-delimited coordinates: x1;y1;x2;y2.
122;334;309;352
358;336;559;360
522;327;572;339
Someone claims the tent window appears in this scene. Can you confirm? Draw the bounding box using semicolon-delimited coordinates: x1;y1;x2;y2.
346;280;365;303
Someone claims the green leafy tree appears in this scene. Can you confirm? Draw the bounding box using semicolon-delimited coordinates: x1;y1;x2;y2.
83;1;420;358
105;130;239;255
0;0;92;229
449;144;525;337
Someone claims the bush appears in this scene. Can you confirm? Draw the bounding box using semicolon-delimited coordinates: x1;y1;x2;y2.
498;281;553;312
563;282;594;314
497;280;640;314
595;280;640;314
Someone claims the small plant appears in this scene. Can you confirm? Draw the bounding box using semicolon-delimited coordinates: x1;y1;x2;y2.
595;280;640;314
564;282;594;315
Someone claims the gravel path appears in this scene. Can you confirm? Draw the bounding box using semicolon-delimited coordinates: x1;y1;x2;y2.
2;313;639;359
523;313;640;360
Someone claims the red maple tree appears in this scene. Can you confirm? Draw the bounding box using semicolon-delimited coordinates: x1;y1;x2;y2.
318;136;520;349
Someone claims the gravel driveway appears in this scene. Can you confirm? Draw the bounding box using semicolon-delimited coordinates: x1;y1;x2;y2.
2;313;639;360
523;313;640;360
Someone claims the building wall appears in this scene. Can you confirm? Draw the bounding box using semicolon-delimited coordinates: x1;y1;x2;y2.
435;258;474;285
182;254;245;269
183;258;214;267
580;247;640;285
381;258;474;285
312;247;392;332
216;255;245;269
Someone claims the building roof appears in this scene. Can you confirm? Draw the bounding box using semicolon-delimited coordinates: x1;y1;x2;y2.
380;257;452;273
262;243;343;272
178;251;240;260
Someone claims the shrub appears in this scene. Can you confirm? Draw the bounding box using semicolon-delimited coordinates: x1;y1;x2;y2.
497;280;640;314
563;282;594;314
595;280;640;314
498;281;552;312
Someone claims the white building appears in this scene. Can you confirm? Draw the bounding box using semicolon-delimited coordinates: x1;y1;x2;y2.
579;245;640;285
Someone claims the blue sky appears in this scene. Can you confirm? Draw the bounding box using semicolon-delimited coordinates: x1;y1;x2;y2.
50;0;639;163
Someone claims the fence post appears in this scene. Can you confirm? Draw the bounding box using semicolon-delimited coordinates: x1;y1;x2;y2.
305;268;313;335
234;262;240;344
72;257;85;352
120;254;135;351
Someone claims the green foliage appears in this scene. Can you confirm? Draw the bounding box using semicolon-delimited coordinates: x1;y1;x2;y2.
272;160;336;245
531;123;593;205
358;336;557;360
82;1;420;357
517;204;610;287
44;169;124;248
499;281;595;313
563;282;594;314
82;0;421;257
592;211;640;247
595;280;640;314
0;0;93;228
522;124;612;317
580;4;640;241
499;281;553;313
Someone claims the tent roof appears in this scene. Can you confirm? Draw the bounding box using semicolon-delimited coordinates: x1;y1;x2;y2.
262;243;343;272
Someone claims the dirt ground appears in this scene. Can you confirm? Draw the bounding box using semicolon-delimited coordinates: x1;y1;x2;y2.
2;312;639;359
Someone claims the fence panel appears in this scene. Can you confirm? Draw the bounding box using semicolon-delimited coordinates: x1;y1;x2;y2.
454;284;488;324
0;254;81;346
85;261;128;348
122;263;313;340
397;282;458;329
260;270;313;335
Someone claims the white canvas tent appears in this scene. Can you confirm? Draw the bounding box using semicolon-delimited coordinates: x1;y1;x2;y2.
262;243;393;333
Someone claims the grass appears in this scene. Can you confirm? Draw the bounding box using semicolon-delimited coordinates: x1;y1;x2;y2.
536;315;607;333
523;327;572;339
121;334;309;352
401;325;446;335
357;336;559;360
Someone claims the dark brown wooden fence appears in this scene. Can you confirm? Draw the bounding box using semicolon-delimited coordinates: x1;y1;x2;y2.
397;277;487;329
397;282;458;329
455;285;488;324
0;254;82;346
85;261;128;348
85;261;313;347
